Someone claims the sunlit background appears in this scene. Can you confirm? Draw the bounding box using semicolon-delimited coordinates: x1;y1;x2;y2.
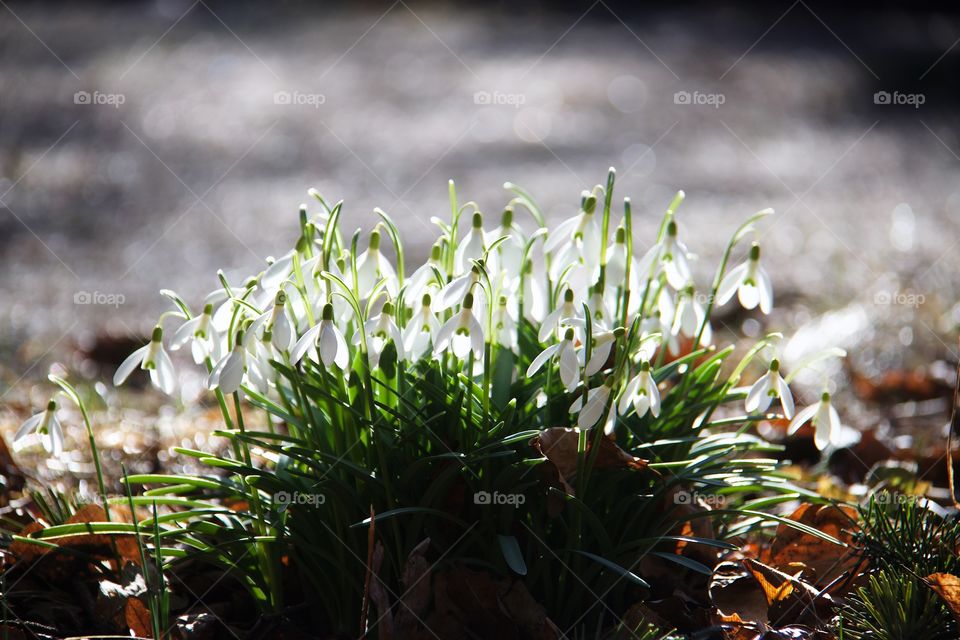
3;0;960;426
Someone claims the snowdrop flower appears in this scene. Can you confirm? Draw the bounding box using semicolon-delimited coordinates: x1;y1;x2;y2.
208;329;249;395
539;287;582;343
570;379;614;430
584;326;623;376
439;264;481;310
669;286;712;348
171;303;221;365
246;333;278;394
521;260;548;323
544;191;600;255
115;326;176;395
292;303;349;369
492;296;518;353
247;290;294;353
434;292;485;360
788;391;842;450
403;293;442;361
356;229;398;297
587;281;612;326
717;243;773;314
618;361;660;420
354;301;405;368
745;359;794;418
405;242;444;306
492;207;525;277
527;327;580;392
637;221;691;290
15;399;64;456
455;212;487;274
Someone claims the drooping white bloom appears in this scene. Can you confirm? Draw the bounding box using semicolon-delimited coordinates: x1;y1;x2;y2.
208;329;249;395
521;260;548;323
491;207;525;278
618;361;660;420
115;326;176;395
246;333;278;394
539;287;582;343
569;379;614;430
405;242;444;306
788;391;842;450
434;292;485;360
455;212;487;274
544;191;600;256
745;358;794;418
171;303;221;364
717;242;773;314
636;220;691;290
403;293;442;361
15;399;64;456
492;296;518;353
246;290;295;353
527;327;580;392
439;264;481;310
355;229;398;297
668;286;713;348
353;301;405;369
583;326;622;376
292;303;349;369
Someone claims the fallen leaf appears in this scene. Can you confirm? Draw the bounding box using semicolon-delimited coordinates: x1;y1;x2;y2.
531;428;650;496
926;573;960;624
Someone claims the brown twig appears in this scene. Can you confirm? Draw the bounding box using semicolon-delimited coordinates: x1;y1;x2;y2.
948;338;960;510
359;505;376;640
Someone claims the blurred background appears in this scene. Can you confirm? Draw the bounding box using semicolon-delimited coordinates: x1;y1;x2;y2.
2;0;960;449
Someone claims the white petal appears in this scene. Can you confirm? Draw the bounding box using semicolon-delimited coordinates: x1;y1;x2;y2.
828;406;844;446
744;373;772;413
155;348;177;395
559;343;580;392
538;308;563;343
586;340;613;376
647;377;661;418
578;388;609;429
291;324;322;364
48;416;64;457
114;345;149;386
737;282;760;310
757;268;773;315
433;317;458;355
777;377;794;418
218;351;246;394
716;263;748;305
527;343;561;376
319;322;339;367
15;413;42;441
618;376;640;415
786;404;818;435
171;317;201;349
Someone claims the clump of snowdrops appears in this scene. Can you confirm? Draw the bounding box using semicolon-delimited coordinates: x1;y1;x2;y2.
19;169;843;635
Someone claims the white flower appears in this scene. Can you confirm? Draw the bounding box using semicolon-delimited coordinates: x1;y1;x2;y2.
439;264;481;310
570;380;614;430
788;391;842;450
114;326;176;395
403;293;442;361
434;292;485;360
618;361;660;420
455;212;487;274
171;303;221;364
717;242;773;314
292;303;349;369
745;359;794;418
527;327;580;392
15;399;64;456
491;207;525;277
208;329;249;395
584;326;622;376
521;259;548;323
405;242;444;306
636;220;691;290
353;301;405;369
668;286;713;348
492;296;518;353
544;191;600;256
356;229;398;297
247;290;295;353
539;287;582;343
246;335;277;394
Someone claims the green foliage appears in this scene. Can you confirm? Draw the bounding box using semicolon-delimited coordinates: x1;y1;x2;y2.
837;570;956;640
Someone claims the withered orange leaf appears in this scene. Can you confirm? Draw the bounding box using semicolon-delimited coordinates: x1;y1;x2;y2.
926;573;960;624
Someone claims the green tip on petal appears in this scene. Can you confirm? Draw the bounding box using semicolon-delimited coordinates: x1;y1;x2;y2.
322;303;334;320
749;242;761;261
501;207;513;227
203;303;214;315
463;292;475;309
151;326;163;342
471;212;483;228
46;399;57;411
